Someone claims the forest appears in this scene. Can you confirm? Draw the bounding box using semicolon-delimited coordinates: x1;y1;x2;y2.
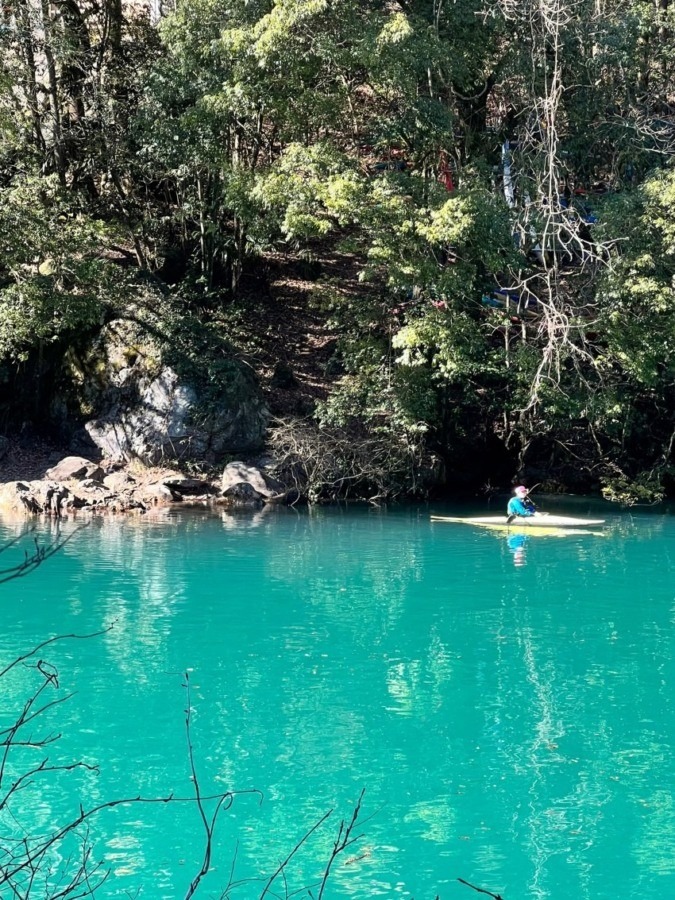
1;0;675;503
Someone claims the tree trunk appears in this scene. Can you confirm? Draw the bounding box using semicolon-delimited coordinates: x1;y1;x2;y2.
14;0;47;154
39;0;67;184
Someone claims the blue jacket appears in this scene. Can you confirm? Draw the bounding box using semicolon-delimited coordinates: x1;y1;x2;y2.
507;497;536;517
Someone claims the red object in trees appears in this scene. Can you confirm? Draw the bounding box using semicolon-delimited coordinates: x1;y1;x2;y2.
440;168;454;192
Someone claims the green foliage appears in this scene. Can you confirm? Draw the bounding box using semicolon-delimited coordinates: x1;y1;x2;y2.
0;178;121;360
3;0;675;497
253;143;367;240
600;473;667;507
597;168;675;387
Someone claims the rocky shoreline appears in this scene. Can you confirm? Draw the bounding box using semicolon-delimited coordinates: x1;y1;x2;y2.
0;453;293;518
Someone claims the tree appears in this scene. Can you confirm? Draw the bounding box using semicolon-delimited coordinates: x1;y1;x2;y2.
2;0;675;495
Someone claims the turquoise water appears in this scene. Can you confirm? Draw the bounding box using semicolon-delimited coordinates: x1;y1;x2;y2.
2;502;675;899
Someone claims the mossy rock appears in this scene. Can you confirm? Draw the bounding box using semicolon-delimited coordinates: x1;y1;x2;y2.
56;316;268;464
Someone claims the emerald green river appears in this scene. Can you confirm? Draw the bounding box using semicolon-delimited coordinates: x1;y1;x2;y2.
2;501;674;899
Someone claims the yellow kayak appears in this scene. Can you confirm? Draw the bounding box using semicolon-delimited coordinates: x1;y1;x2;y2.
431;515;605;536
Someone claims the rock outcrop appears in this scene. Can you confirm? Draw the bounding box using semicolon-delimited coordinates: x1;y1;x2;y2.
44;456;104;482
0;456;293;517
0;481;83;516
56;318;269;466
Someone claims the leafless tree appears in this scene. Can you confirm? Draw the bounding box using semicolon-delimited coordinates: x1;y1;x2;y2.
268;415;436;503
1;622;369;898
0;524;372;898
489;0;616;471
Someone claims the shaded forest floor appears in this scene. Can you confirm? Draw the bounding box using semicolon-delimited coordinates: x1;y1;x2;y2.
0;246;368;483
222;245;370;418
0;436;66;483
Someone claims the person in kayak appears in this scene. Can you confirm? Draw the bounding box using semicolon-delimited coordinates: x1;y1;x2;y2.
507;485;538;518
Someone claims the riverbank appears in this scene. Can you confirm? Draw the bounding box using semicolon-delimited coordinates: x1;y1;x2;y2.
0;434;296;517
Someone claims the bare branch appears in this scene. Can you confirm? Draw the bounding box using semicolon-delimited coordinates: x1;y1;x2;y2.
317;789;365;900
0;625;115;679
458;877;504;900
0;524;89;585
182;671;260;900
260;810;333;899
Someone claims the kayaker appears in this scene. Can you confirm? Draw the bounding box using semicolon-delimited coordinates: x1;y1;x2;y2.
507;485;538;518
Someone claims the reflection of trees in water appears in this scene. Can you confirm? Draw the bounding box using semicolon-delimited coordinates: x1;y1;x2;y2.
262;510;421;649
53;515;194;677
475;574;675;900
635;788;675;876
518;628;594;900
170;510;456;894
403;795;456;844
386;630;455;718
4;509;675;896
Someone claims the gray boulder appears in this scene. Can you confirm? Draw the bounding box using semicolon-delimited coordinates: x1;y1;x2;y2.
44;456;104;482
221;461;285;499
67;319;268;466
102;470;137;491
220;481;266;506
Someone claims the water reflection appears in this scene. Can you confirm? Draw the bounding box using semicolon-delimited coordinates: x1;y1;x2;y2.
506;533;528;566
2;507;675;899
403;795;456;843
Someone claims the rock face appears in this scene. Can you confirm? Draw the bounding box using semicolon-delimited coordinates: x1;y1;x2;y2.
58;319;268;466
84;365;253;464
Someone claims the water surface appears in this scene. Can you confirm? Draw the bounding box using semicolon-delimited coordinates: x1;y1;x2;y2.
1;501;674;899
